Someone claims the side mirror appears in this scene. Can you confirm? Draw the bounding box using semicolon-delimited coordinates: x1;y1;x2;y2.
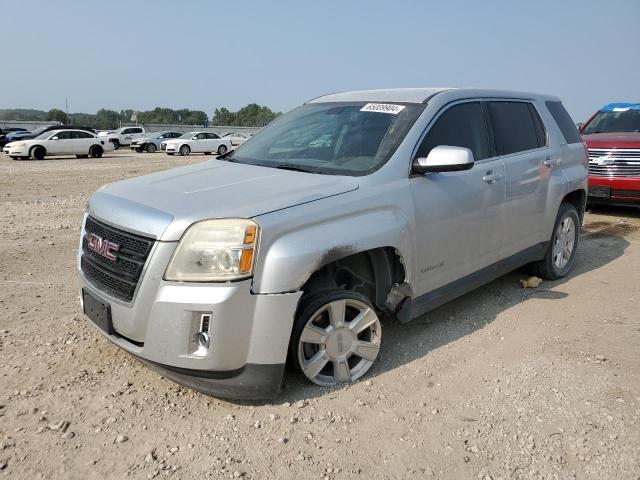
413;145;475;174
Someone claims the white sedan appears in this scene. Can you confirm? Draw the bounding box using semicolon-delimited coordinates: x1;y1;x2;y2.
162;131;232;156
3;129;114;160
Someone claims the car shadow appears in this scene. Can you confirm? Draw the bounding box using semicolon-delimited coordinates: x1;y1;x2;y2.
270;217;633;405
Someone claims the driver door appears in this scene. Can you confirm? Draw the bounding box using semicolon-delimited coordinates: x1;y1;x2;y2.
47;131;72;154
410;101;506;296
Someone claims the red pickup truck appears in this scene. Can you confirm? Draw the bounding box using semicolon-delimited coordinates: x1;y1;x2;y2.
581;103;640;206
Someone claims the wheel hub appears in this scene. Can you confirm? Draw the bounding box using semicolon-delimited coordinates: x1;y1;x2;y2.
325;327;356;358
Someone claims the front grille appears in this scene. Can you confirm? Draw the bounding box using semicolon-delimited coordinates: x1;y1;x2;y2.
81;216;155;301
588;148;640;178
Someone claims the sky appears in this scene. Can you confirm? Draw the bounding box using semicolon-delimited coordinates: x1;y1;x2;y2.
1;0;638;122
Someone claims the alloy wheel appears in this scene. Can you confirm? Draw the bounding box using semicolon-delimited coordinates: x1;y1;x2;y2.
297;298;381;386
552;216;576;270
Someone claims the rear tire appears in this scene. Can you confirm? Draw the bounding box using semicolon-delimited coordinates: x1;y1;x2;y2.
146;143;157;153
530;202;580;280
89;145;103;158
179;145;190;156
217;145;228;155
30;146;45;160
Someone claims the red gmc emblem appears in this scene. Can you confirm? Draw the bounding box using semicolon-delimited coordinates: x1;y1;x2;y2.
87;233;119;261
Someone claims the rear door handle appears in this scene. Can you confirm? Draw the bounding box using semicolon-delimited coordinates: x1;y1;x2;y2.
482;171;502;183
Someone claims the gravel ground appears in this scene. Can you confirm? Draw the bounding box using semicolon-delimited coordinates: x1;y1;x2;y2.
0;151;639;480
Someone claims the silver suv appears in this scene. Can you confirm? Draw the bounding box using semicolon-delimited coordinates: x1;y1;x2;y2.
78;88;588;399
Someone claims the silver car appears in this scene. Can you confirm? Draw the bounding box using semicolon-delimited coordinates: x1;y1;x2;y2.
78;88;588;399
130;131;183;153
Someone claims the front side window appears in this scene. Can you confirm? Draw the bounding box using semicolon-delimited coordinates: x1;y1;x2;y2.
487;101;546;156
582;109;640;135
229;102;424;175
52;131;72;140
131;128;143;134
416;102;490;161
195;133;206;140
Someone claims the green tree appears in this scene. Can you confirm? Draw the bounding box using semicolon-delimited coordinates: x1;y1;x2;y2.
47;108;68;124
95;109;121;129
212;104;280;126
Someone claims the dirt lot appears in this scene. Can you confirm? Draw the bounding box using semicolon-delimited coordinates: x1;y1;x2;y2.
1;150;639;480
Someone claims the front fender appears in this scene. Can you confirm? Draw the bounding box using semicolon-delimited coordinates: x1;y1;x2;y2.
252;207;414;294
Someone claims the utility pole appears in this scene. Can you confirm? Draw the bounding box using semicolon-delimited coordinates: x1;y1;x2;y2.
65;98;69;124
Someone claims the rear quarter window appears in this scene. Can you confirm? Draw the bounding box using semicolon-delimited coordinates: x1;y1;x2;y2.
545;101;583;144
487;101;546;156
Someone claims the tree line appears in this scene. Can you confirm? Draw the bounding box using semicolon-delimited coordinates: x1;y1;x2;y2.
0;103;281;129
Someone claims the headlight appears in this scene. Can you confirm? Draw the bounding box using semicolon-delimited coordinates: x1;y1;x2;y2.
165;219;259;282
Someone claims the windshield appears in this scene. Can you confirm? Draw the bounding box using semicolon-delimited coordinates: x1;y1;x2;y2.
34;130;55;139
178;132;195;139
582;110;640;134
228;102;424;175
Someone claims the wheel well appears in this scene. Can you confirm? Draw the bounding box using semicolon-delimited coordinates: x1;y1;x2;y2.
562;189;586;222
302;247;407;314
29;145;45;155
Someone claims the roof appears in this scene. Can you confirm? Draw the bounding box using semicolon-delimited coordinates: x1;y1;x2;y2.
308;87;560;104
308;88;452;104
600;102;640;112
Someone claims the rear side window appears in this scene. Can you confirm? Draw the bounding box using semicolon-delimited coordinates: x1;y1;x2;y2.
487;101;545;155
417;102;490;161
71;131;93;139
545;101;583;143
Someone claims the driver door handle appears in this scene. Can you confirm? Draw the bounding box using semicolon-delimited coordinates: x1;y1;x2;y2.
543;156;559;167
482;170;502;183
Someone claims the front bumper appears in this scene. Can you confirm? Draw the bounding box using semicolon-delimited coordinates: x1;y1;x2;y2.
588;176;640;205
79;237;302;400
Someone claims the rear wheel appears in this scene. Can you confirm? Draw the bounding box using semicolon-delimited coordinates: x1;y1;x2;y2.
289;289;382;387
179;145;190;156
217;144;228;155
146;143;157;153
30;146;45;160
530;202;580;280
89;145;103;158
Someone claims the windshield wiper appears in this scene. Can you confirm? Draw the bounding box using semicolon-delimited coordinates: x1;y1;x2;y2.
216;149;236;161
271;164;321;174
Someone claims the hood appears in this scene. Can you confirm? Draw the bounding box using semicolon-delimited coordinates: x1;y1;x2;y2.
164;139;185;145
87;160;359;241
582;132;640;148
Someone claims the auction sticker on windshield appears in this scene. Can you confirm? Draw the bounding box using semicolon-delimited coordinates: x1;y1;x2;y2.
360;103;406;114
